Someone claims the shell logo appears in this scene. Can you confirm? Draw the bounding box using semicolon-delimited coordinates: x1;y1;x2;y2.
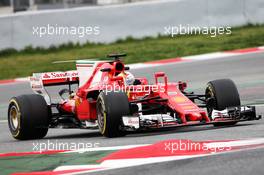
174;97;187;103
183;105;195;110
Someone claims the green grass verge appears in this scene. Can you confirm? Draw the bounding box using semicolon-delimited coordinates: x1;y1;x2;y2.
0;25;264;80
0;150;114;175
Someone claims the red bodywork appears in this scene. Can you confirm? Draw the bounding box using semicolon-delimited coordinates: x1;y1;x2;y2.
52;60;210;125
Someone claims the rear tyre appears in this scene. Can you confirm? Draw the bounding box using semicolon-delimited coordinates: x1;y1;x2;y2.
8;94;49;140
96;91;130;138
205;79;240;126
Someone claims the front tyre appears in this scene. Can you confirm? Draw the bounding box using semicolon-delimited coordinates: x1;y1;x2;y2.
96;91;130;138
205;79;240;126
8;94;50;140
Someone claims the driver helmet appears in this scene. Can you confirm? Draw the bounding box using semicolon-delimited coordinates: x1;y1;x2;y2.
124;71;135;85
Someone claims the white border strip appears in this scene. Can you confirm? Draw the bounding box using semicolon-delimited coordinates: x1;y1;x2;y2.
64;144;149;154
68;144;264;175
55;138;264;174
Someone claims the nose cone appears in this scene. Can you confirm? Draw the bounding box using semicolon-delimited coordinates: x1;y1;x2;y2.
189;112;202;121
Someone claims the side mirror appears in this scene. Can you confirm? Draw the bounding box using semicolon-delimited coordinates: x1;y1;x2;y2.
100;68;111;72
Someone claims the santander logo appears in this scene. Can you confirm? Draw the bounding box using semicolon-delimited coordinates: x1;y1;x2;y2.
42;71;78;79
42;73;51;79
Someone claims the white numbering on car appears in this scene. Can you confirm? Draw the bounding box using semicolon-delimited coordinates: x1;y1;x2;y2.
122;116;140;129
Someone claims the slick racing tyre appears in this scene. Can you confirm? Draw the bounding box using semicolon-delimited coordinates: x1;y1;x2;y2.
96;91;130;138
205;79;240;126
8;94;50;140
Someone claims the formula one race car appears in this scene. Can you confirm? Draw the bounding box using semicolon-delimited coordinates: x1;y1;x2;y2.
8;54;261;140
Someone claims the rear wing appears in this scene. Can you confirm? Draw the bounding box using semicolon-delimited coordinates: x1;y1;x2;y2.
31;71;79;86
29;60;107;104
30;71;79;104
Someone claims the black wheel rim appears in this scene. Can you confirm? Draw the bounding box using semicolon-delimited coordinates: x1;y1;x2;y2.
97;101;105;132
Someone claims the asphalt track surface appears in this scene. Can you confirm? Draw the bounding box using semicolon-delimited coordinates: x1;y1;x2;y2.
0;51;264;174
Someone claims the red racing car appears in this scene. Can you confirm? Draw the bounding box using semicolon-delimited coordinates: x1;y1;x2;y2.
8;54;261;140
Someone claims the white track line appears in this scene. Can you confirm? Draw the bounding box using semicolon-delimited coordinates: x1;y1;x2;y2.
65;144;149;153
54;138;264;174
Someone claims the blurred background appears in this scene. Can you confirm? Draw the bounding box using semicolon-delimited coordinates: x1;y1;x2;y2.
1;0;263;51
0;0;263;77
0;0;155;14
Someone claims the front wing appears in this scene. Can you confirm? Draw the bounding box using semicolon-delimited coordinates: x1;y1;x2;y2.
122;106;261;130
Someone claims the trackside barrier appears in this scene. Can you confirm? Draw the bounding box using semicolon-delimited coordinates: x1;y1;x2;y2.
0;0;263;50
